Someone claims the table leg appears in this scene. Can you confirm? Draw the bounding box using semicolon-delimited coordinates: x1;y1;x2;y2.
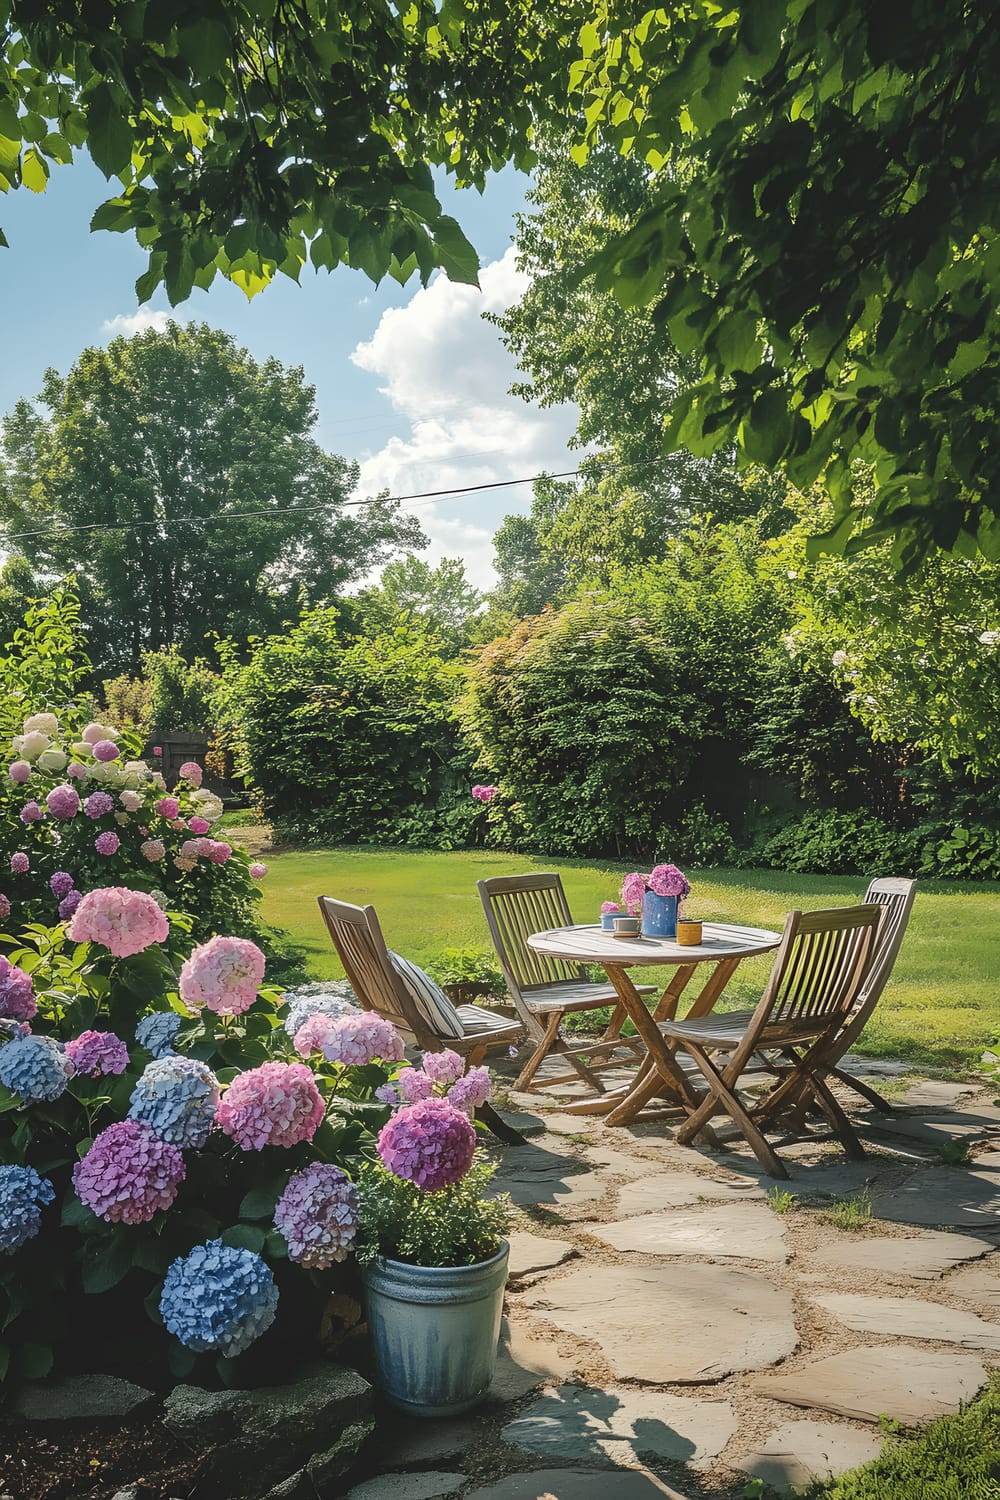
602;964;701;1127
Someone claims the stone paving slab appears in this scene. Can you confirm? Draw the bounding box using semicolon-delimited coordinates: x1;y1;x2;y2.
753;1345;988;1425
616;1171;766;1216
945;1263;1000;1307
702;1154;889;1198
465;1472;689;1500
809;1229;993;1281
733;1419;883;1491
583;1147;669;1179
897;1081;978;1110
812;1292;1000;1350
871;1165;1000;1226
525;1263;797;1383
582;1204;788;1263
490;1149;608;1209
503;1384;737;1467
490;1319;578;1402
508;1232;575;1280
346;1474;465;1500
378;1416;479;1469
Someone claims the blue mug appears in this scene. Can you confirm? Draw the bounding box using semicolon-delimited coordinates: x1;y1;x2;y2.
601;910;623;931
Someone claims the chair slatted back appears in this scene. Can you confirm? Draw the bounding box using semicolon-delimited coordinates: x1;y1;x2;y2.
755;905;882;1035
477;874;589;994
858;877;917;1007
316;895;428;1040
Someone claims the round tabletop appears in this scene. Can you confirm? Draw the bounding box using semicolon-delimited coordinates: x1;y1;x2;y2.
526;921;782;967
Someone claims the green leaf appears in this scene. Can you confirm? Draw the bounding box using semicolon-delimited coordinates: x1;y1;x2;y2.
81;1234;133;1294
16;1341;53;1381
167;1343;197;1379
431;215;480;286
86;83;134;178
741;387;794;465
221;1224;267;1253
239;1180;287;1221
21;147;48;193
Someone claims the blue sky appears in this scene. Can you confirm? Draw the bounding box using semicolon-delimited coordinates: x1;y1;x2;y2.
0;158;579;586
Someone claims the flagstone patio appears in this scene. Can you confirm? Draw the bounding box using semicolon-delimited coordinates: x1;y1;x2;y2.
344;1067;1000;1500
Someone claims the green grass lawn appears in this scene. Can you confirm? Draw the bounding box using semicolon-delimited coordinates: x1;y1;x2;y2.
254;844;1000;1070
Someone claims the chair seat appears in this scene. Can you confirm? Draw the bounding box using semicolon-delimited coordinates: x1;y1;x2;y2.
457;1003;524;1044
660;1009;831;1049
521;980;658;1015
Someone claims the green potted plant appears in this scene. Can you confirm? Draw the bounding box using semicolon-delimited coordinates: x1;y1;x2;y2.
356;1053;512;1417
425;947;507;1007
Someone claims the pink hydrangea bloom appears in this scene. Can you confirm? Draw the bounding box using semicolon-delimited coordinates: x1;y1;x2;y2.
10;854;28;875
8;761;31;784
169;818;187;831
81;722;107;744
295;1012;404;1066
0;894;10;922
92;739;120;762
249;862;268;879
84;791;114;819
67;762;89;782
0;956;36;1021
422;1049;465;1086
141;839;166;862
95;831;120;856
65;1030;129;1077
216;1062;324;1150
621;872;647;909
208;841;232;864
601;901;622;914
179;936;266;1016
447;1066;491;1116
648;863;691;898
396;1068;435;1104
19;801;43;824
46;785;80;819
155;797;180;819
188;816;210;834
377;1098;476;1190
66;887;169;958
119;790;143;812
179;761;203;787
471;784;500;802
73;1120;185;1224
273;1164;358;1267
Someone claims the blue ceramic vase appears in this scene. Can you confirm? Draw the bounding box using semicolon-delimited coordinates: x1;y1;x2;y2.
641;891;678;939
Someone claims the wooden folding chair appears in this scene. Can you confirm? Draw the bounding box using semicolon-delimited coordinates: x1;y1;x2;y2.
657;905;882;1178
817;876;917;1113
317;896;527;1144
477;873;656;1094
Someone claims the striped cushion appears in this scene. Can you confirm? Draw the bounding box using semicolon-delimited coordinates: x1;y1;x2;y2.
388;952;464;1039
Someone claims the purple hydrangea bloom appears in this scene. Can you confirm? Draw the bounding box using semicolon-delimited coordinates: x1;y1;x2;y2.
0;1034;73;1103
73;1120;185;1224
45;785;80;819
446;1066;492;1116
294;1012;404;1067
159;1240;279;1356
0;893;9;922
128;1056;220;1147
18;801;44;824
216;1062;324;1151
0;1165;55;1253
94;831;120;856
58;889;83;920
92;738;120;762
421;1049;464;1086
9;853;28;875
273;1164;359;1267
377;1098;476;1190
397;1068;435;1104
65;1029;129;1077
0;956;36;1022
49;871;75;896
83;791;115;819
135;1011;182;1059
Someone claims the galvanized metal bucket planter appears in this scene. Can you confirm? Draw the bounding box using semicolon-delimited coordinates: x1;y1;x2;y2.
363;1240;509;1417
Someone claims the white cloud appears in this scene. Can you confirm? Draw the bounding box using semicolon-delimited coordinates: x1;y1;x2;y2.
350;248;578;588
101;309;171;337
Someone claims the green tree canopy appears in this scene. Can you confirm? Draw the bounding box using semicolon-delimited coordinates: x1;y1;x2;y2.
0;321;423;672
353;554;482;655
0;0;578;302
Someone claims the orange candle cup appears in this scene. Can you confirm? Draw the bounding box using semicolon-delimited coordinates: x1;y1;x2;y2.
675;918;703;947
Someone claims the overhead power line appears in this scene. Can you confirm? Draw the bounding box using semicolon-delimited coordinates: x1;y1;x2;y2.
2;455;666;545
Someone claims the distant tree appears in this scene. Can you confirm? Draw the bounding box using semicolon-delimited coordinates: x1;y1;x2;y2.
0;322;423;673
354;554;482;654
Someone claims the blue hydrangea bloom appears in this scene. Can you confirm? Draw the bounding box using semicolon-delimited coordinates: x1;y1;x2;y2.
0;1165;55;1253
283;994;355;1038
135;1011;182;1059
159;1239;279;1356
128;1056;219;1147
0;1035;72;1103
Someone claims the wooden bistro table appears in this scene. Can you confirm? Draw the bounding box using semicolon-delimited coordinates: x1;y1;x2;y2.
526;922;782;1127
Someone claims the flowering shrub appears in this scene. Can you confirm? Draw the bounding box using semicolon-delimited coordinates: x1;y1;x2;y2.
0;711;265;946
376;1097;477;1190
159;1241;279;1357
